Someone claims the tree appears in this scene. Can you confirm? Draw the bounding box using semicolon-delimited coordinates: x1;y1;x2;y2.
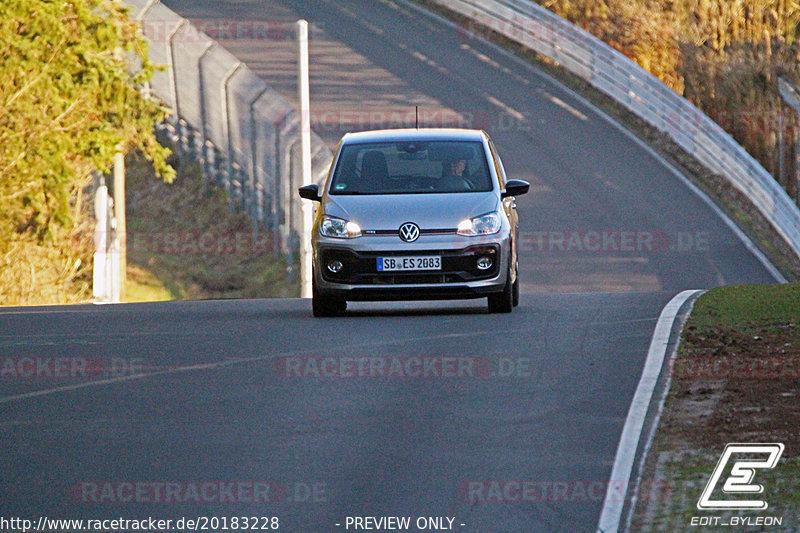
0;0;174;303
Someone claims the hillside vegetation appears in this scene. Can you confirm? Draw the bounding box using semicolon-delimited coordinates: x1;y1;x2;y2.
539;0;800;198
124;154;296;300
0;0;173;305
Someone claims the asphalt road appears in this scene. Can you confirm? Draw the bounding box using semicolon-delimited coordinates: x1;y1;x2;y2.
0;1;782;532
2;294;673;532
161;0;777;292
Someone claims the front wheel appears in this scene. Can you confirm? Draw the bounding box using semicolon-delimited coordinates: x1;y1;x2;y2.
488;268;513;314
312;277;346;317
512;275;520;307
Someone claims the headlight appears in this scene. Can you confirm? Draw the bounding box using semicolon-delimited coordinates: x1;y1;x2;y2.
320;216;362;238
457;212;502;236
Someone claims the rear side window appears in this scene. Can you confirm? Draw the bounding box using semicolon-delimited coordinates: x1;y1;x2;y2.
329;141;492;194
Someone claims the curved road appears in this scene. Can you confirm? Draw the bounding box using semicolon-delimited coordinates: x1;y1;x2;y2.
3;295;674;532
0;1;780;532
168;0;776;292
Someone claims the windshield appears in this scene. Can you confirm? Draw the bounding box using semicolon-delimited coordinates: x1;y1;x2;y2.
329;140;493;194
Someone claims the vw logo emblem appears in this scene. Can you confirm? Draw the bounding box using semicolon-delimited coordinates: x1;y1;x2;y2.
398;222;420;242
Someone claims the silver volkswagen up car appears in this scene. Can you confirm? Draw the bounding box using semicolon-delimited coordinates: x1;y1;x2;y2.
298;129;529;316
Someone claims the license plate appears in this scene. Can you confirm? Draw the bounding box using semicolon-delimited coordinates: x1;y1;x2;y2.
377;256;441;271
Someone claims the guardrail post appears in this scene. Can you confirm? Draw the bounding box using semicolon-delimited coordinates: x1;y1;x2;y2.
223;64;243;211
272;116;285;259
198;44;216;192
778;77;800;204
249;87;270;236
276;112;299;260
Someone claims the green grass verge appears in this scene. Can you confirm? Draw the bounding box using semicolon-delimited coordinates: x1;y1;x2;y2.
687;282;800;331
634;282;800;530
639;453;800;531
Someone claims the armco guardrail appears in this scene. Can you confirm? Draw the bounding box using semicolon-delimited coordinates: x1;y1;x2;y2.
123;0;332;264
433;0;800;259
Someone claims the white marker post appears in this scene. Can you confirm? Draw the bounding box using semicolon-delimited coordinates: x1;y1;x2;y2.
93;179;110;302
298;19;313;298
93;178;120;304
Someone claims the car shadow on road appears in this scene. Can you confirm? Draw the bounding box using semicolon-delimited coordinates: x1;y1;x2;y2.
336;300;493;317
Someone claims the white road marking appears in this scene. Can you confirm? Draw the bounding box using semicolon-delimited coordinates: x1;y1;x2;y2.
596;289;702;533
543;93;588;120
460;42;526;83
484;94;525;120
0;323;516;405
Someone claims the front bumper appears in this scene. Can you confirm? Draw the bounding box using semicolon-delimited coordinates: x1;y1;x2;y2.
313;234;511;301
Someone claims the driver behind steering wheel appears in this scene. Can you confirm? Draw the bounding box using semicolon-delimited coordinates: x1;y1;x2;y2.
439;156;472;191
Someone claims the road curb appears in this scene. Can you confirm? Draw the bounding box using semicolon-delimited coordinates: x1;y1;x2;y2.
596;289;704;533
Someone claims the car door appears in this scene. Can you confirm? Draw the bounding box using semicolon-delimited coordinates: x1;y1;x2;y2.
488;138;519;278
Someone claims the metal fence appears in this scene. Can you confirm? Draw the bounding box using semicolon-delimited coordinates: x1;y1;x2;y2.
432;0;800;259
123;0;333;267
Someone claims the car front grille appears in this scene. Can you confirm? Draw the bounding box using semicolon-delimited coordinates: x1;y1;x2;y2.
319;246;500;284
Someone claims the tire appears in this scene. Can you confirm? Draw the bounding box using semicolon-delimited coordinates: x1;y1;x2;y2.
512;257;520;307
312;276;346;317
512;274;520;307
488;267;513;314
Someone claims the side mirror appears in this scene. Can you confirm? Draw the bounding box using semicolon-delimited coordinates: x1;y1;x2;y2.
502;179;530;198
298;184;321;202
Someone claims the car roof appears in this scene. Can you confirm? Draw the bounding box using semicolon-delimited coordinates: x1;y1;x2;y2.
341;128;487;145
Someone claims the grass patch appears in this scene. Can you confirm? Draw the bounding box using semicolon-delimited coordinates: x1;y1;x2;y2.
633;283;800;530
688;282;800;330
123;263;173;302
636;453;800;531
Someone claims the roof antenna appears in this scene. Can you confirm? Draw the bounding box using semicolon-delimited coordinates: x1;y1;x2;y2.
415;105;419;129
